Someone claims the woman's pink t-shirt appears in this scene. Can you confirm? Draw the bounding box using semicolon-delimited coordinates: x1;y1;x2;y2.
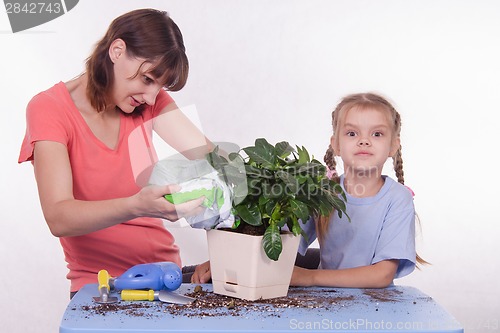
19;82;181;291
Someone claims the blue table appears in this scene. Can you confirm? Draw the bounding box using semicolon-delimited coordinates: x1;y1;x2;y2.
60;284;463;332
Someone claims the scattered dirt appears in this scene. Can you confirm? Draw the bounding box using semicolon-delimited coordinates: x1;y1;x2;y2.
76;287;358;318
363;288;404;302
78;302;156;318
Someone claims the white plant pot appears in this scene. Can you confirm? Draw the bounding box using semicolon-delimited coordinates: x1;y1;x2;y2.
206;229;300;301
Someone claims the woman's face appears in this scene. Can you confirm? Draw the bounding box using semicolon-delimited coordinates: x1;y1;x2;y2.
110;46;163;113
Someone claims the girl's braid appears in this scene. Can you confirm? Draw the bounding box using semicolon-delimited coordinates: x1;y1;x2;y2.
392;108;404;185
317;109;342;243
393;145;405;185
324;144;340;184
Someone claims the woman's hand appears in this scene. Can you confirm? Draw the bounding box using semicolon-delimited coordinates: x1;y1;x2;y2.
191;261;211;284
130;184;205;221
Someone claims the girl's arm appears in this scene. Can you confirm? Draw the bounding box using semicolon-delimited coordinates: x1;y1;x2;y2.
33;140;205;237
290;259;399;288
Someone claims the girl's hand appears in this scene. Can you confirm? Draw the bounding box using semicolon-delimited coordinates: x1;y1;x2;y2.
131;184;205;221
290;266;314;287
191;261;211;284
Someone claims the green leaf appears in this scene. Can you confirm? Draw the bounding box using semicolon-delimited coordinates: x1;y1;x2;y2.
316;194;336;217
243;139;276;168
276;170;299;194
263;223;282;261
219;164;246;184
276;217;288;229
258;195;270;208
296;146;311;164
235;203;262;226
296;174;309;184
206;147;228;170
290;216;303;236
298;162;323;176
271;202;282;221
263;182;286;199
245;165;274;179
232;215;241;229
296;180;320;200
288;163;322;177
289;199;310;222
228;152;244;163
264;199;277;218
233;181;249;205
255;138;274;151
247;178;262;196
332;196;348;220
275;141;295;158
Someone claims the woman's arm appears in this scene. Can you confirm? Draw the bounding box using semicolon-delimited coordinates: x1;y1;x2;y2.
153;102;215;160
290;259;399;288
33;140;204;237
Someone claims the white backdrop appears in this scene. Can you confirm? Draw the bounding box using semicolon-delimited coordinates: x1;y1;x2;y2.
1;1;499;332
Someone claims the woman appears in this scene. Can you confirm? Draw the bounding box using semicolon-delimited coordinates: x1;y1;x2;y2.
18;9;212;295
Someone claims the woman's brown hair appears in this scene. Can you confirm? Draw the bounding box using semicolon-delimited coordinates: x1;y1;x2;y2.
85;9;189;112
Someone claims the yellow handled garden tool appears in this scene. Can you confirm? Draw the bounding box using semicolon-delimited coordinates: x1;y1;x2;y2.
121;289;195;305
92;270;119;304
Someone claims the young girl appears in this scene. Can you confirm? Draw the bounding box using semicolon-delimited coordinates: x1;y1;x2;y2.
18;9;212;295
291;92;421;288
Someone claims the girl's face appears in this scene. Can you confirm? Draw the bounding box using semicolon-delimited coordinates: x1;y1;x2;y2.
109;40;163;113
332;106;399;176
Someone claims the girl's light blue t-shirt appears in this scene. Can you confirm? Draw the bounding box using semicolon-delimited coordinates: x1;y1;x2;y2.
299;175;416;279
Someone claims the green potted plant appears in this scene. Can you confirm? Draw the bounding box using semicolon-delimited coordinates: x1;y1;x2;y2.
205;138;348;300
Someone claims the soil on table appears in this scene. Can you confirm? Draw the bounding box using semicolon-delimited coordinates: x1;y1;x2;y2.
75;286;423;319
363;288;404;302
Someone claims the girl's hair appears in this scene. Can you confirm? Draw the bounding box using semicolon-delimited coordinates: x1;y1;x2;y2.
319;93;428;266
85;9;189;112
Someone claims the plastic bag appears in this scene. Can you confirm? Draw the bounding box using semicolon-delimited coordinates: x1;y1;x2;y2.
149;158;233;229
